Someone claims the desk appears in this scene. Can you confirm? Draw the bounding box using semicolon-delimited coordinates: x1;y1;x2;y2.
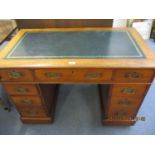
0;28;155;125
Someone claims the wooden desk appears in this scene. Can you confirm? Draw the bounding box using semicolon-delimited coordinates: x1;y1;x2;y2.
0;28;155;125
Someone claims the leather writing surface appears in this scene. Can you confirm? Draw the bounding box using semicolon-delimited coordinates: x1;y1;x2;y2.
6;31;145;59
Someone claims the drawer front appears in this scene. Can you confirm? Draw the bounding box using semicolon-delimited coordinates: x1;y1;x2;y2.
18;108;48;117
11;96;43;107
35;69;72;81
0;69;34;81
109;96;142;108
35;68;112;82
107;107;137;117
111;84;148;97
5;84;38;95
72;69;112;82
114;69;154;83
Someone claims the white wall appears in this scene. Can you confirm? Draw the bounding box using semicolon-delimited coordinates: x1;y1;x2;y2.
113;19;127;27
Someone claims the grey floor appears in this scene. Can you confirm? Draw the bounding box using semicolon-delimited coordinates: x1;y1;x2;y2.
0;40;155;135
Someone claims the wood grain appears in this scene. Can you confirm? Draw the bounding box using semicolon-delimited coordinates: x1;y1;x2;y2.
15;19;113;29
4;84;38;95
0;27;154;125
0;28;155;68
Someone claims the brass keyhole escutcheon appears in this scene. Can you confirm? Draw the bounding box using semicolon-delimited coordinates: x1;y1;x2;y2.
8;71;22;79
121;87;135;94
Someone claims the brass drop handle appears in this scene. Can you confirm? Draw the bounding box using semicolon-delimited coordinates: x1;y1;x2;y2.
118;99;131;106
121;88;136;94
115;111;128;116
22;99;33;106
126;72;141;79
16;87;29;93
8;71;23;78
45;72;62;78
29;111;37;116
85;72;102;79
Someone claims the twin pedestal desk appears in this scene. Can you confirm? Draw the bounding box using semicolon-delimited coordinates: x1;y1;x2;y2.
0;28;155;125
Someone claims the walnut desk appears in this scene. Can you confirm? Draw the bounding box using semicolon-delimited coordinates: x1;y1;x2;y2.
0;28;155;125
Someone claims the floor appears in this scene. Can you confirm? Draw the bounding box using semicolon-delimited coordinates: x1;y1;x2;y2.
0;40;155;135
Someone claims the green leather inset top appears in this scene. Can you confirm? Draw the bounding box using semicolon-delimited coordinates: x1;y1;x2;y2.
6;30;145;59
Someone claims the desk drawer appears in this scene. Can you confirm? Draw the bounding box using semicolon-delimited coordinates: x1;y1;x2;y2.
35;68;112;82
111;84;148;97
72;69;112;82
107;107;137;117
11;96;43;107
109;96;142;108
0;69;34;81
18;107;48;117
35;69;71;81
5;84;38;95
114;69;154;83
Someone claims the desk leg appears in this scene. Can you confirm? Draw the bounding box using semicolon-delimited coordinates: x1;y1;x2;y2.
98;84;150;126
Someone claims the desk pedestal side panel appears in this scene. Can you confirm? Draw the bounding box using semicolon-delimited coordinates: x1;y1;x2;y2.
99;84;150;125
4;84;58;123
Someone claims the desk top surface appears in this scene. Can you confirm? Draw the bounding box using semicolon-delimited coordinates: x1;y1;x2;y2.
0;28;155;68
6;30;144;59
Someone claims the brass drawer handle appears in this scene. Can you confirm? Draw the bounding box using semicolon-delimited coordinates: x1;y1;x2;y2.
85;73;102;78
22;99;33;106
15;87;29;93
29;111;37;116
121;88;136;94
45;72;62;78
114;111;128;116
118;99;131;106
126;72;141;79
8;71;23;78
